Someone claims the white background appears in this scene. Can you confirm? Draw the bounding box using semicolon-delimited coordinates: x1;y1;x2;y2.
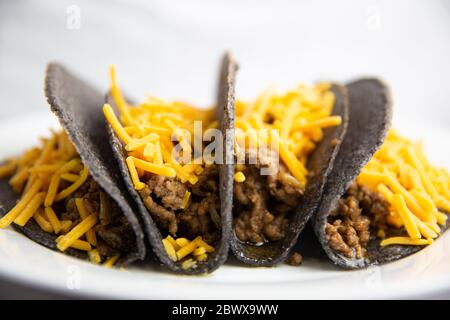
1;0;449;126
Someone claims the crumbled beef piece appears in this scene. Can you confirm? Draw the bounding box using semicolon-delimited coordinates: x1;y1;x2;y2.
286;252;303;266
62;178;100;222
95;216;135;253
179;194;220;243
96;242;116;257
326;182;389;259
61;197;80;223
191;166;218;196
140;186;178;235
146;174;187;210
263;212;289;241
139;166;220;242
267;164;303;207
233;157;304;245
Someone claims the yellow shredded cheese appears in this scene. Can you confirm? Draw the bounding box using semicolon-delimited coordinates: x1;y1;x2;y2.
181;259;197;270
103;104;132;144
0;180;42;228
176;238;200;260
125;156;146;190
0;130;121;266
104;66;238;269
162;238;177;261
166;235;180;250
54;166;89;201
196;253;208;262
162;235;214;268
131;156;176;178
9;167;30;193
357;130;450;247
180;191;191;209
380;237;433;247
0;159;18;178
57;214;98;251
392;194;421;239
234;171;246;183
89;249;102;264
14;193;46;226
56;236;92;251
75;198;97;246
175;237;190;247
193;247;207;256
60;220;73;234
60;173;79;182
235;83;341;186
44;174;61;207
196;237;215;253
33;209;53;233
104;65;215;189
125;133;160;152
103;255;120;268
44;207;61;234
30;163;64;173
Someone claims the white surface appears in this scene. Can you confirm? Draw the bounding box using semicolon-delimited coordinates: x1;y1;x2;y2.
0;0;450;299
0;113;450;299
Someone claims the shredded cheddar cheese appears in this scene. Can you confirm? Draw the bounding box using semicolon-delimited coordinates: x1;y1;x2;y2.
0;159;18;178
357;130;450;246
180;191;191;209
0;130;122;267
234;171;246;183
33;209;53;233
234;83;341;186
89;249;102;264
104;65;215;191
162;235;215;268
60;220;73;234
103;255;120;268
103;65;217;268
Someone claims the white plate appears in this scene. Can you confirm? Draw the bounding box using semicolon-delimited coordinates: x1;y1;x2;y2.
1;112;450;299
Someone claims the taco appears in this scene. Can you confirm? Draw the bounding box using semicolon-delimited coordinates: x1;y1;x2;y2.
229;82;349;266
0;63;146;266
103;53;237;274
314;78;450;269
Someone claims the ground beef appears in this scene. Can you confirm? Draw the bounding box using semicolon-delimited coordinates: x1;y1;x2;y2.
267;164;304;207
285;252;303;266
140;189;176;232
95;216;135;256
60;198;80;224
325;182;389;259
146;174;187;210
59;178;136;257
139;166;220;242
233;155;304;245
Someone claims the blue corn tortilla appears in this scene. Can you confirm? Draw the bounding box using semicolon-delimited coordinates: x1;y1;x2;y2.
313;78;405;268
0;63;146;265
229;84;349;266
314;78;450;269
0;178;85;259
105;53;237;274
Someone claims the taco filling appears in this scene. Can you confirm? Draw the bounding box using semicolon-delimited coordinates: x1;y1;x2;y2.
104;66;219;269
0;130;135;266
326;130;450;259
233;84;342;245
